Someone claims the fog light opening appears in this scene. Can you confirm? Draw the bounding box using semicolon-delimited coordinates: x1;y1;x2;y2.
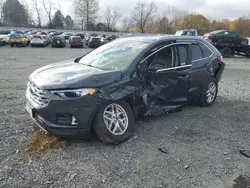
71;116;78;125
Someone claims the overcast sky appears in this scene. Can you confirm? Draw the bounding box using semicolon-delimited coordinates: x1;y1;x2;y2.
25;0;250;24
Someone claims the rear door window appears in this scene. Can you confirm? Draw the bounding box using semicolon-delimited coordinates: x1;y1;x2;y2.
198;43;212;57
191;44;203;61
229;31;238;36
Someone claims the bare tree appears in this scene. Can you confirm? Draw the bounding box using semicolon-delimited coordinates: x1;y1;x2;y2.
31;0;42;27
157;6;187;34
0;0;4;22
57;0;61;12
122;17;131;32
42;0;54;28
74;0;99;30
22;1;35;26
131;1;157;33
104;7;122;31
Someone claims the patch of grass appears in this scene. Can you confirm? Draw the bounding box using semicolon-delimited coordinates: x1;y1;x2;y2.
24;133;66;155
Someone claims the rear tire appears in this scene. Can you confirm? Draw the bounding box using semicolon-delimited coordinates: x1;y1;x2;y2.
197;77;218;107
93;100;135;144
220;47;232;58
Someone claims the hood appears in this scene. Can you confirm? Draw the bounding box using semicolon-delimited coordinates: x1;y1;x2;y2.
29;60;122;89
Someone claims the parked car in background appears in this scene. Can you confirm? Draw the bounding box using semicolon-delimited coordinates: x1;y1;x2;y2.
25;36;225;144
31;35;46;47
9;33;30;47
61;32;73;40
69;36;84;48
36;31;48;36
42;35;51;45
100;37;107;45
75;33;85;39
51;36;66;48
203;30;249;46
106;35;119;42
175;29;198;36
0;38;5;46
0;30;11;44
88;36;103;48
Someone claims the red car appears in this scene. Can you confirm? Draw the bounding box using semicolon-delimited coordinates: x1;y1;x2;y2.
69;36;84;48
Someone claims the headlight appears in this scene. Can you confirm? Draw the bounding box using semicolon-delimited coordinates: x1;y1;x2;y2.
50;88;96;99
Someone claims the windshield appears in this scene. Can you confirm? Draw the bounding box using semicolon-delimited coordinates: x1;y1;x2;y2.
33;36;42;39
91;37;101;42
79;38;151;70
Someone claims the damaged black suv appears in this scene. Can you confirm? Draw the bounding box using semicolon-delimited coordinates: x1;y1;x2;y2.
26;36;225;144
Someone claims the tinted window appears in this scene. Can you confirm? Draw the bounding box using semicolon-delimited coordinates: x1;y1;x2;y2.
53;36;61;40
229;32;238;36
199;43;212;57
176;45;188;66
220;31;229;35
91;38;101;42
33;36;42;39
0;30;11;35
191;44;203;61
72;37;81;40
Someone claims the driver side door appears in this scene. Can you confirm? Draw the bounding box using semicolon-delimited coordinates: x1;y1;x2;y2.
142;43;192;115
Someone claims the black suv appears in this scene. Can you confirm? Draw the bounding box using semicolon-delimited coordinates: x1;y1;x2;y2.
203;30;249;46
88;37;102;48
51;36;66;48
26;36;225;144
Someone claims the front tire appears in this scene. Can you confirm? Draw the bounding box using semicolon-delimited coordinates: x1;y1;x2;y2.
197;77;218;107
93;100;135;144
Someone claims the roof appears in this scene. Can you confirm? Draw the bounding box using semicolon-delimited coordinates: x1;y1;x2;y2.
210;30;227;34
121;35;204;42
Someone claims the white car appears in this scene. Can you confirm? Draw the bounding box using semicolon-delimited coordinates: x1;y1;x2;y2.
0;30;11;44
30;35;47;47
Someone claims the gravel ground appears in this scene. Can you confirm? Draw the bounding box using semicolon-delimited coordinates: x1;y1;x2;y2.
0;46;250;188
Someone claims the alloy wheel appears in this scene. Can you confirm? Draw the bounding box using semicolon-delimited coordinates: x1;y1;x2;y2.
103;104;129;136
206;82;217;103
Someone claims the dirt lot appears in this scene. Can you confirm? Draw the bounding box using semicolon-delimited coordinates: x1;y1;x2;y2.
0;46;250;188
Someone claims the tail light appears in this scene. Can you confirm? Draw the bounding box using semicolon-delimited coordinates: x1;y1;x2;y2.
218;56;224;63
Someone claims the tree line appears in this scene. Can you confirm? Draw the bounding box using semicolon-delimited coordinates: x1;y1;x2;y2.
0;0;250;36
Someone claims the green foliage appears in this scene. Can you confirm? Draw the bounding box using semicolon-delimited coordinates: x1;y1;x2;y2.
52;10;64;29
65;15;74;29
2;0;29;26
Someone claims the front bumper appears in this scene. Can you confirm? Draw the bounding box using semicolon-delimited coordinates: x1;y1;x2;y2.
26;90;101;138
